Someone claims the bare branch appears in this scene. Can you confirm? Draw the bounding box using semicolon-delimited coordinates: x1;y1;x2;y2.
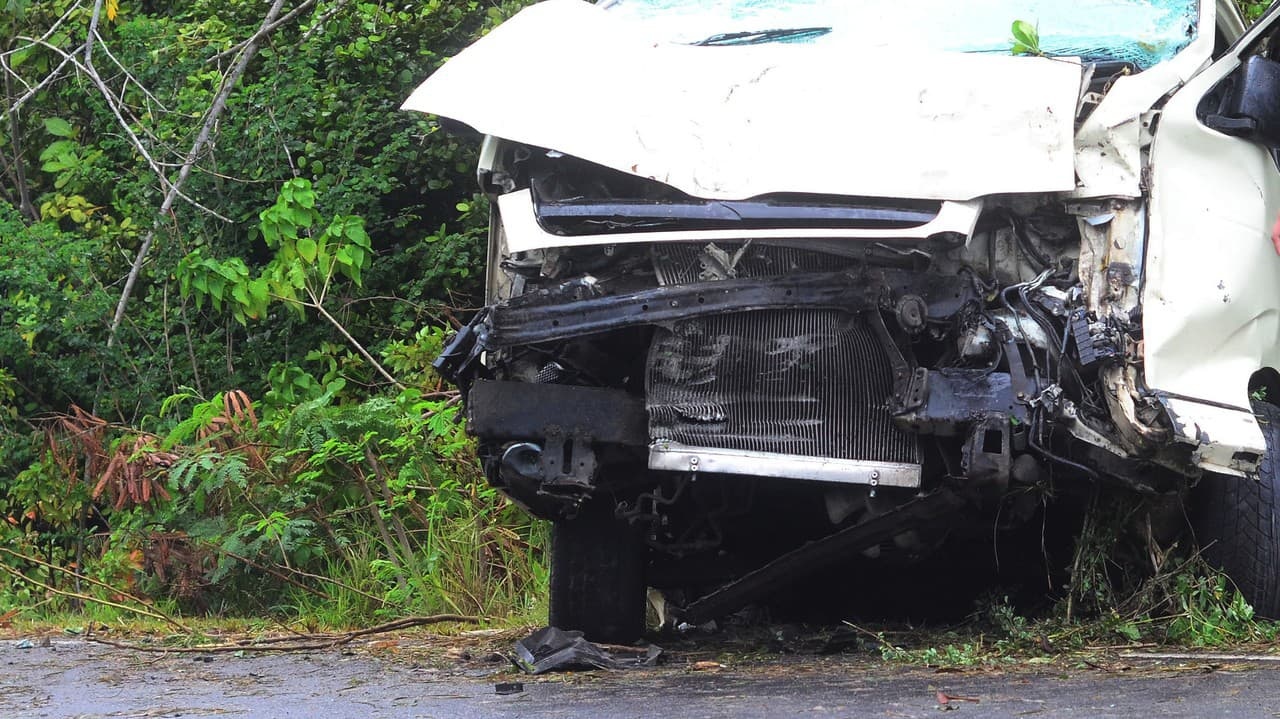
0;557;192;633
300;0;354;43
0;1;81;61
209;0;321;64
89;29;171;113
84;0;104;66
1;60;36;221
307;289;405;389
12;37;232;222
5;53;73;115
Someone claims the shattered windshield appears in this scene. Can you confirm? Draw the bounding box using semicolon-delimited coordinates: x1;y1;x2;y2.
600;0;1199;69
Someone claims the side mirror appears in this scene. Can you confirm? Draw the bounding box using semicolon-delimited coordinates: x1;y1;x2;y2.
1204;55;1280;149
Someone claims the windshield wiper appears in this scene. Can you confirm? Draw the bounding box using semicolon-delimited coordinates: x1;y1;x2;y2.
692;27;831;47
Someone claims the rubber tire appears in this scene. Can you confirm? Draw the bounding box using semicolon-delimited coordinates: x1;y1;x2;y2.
1195;401;1280;618
548;501;646;644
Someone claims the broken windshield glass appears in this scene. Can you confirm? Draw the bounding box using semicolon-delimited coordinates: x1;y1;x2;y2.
601;0;1199;69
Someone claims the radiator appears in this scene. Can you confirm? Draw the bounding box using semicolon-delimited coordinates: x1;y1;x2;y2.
646;309;921;465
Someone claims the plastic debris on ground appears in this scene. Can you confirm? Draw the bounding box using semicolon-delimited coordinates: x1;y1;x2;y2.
512;626;662;674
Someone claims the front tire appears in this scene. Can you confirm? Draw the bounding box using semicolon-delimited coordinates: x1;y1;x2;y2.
1195;402;1280;617
548;500;646;643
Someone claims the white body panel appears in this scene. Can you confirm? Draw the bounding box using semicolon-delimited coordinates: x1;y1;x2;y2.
402;0;1079;202
1144;11;1280;471
1070;0;1217;198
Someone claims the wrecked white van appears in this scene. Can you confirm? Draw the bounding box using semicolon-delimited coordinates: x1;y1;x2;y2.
406;0;1280;641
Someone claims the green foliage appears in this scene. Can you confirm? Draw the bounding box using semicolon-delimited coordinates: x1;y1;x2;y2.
147;375;546;620
1240;0;1271;23
1164;570;1273;645
0;0;542;626
177;179;372;325
1010;20;1043;57
0;205;115;423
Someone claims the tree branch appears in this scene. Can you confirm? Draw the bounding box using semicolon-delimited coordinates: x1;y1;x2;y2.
12;38;232;223
85;614;481;653
5;53;72;115
307;291;405;389
0;558;191;633
208;0;320;64
1;55;36;221
300;0;354;43
83;0;104;66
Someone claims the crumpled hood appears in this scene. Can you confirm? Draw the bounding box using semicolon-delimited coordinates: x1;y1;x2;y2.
403;0;1082;202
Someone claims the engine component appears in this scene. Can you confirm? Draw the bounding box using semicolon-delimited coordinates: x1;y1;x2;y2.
895;294;928;334
894;369;1025;436
467;380;648;446
956;323;996;361
647;441;921;488
1070;308;1121;368
962;417;1012;489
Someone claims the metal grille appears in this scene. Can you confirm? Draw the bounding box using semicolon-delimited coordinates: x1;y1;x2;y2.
646;310;920;464
651;243;855;286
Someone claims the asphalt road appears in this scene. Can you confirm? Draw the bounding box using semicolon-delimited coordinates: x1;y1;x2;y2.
5;637;1280;718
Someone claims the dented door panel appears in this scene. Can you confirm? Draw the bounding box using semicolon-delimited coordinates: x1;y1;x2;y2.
1145;15;1280;472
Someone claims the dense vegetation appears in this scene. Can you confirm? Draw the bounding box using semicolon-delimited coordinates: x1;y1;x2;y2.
0;0;542;625
0;0;1277;642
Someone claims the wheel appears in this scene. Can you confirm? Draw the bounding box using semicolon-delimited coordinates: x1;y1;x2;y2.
1194;401;1280;617
548;499;646;643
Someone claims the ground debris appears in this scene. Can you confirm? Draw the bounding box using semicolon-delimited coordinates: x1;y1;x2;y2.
936;690;980;705
513;626;661;674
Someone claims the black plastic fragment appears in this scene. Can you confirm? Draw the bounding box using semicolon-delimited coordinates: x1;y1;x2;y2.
512;626;661;675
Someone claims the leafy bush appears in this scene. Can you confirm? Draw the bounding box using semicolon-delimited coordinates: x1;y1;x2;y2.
0;0;540;625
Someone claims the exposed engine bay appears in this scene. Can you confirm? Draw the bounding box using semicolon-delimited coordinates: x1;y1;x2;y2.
432;145;1193;617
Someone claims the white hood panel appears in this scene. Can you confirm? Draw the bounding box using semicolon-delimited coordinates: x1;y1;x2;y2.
403;0;1081;202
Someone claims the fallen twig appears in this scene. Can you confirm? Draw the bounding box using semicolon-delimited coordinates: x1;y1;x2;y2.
841;620;899;654
1118;651;1280;662
83;614;481;653
0;561;191;633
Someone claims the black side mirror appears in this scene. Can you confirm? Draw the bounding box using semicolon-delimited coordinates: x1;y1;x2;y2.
1204;55;1280;149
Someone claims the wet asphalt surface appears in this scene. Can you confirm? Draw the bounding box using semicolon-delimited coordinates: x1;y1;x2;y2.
6;637;1280;718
